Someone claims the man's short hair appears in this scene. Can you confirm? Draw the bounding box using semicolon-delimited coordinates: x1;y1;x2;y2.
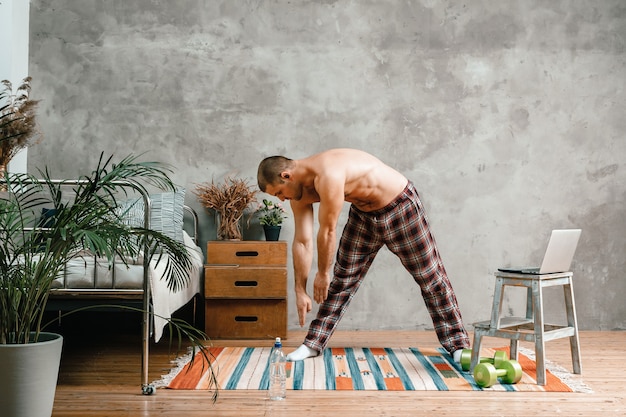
257;156;293;191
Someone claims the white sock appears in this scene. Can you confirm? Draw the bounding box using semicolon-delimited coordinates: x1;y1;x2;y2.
286;344;319;361
452;349;462;364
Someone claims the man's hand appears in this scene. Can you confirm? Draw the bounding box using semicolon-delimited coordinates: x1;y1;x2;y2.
313;271;331;304
296;291;312;327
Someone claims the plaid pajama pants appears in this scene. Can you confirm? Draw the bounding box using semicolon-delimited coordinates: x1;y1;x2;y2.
303;181;470;355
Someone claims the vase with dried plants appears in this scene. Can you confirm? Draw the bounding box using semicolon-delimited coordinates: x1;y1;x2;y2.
195;177;257;240
0;77;41;179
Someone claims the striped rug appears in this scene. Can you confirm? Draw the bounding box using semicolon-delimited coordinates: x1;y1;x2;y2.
156;346;588;392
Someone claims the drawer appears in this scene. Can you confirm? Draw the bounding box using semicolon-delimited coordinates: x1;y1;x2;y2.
206;241;287;265
205;299;287;339
204;266;286;298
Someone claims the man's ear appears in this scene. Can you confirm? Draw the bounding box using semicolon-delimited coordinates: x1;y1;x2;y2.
280;171;290;180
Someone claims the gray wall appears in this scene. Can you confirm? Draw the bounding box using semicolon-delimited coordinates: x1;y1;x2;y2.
27;1;625;332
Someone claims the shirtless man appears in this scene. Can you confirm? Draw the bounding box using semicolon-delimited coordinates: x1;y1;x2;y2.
257;148;470;363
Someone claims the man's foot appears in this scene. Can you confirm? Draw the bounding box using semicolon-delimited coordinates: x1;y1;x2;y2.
286;344;319;361
452;349;463;364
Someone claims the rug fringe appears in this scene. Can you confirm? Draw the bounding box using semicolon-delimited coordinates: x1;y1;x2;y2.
153;347;195;389
517;346;594;393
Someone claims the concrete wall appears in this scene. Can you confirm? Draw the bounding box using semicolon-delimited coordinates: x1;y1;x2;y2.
27;1;625;332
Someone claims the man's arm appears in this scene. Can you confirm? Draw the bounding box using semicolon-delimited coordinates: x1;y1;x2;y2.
291;200;314;326
313;173;345;304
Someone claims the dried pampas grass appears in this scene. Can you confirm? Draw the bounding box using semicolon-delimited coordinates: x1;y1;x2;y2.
195;177;257;240
0;77;41;169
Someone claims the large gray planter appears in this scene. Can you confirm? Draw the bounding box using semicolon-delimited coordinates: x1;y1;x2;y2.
0;332;63;417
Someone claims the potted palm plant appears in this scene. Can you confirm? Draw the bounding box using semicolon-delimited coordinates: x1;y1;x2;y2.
0;153;215;417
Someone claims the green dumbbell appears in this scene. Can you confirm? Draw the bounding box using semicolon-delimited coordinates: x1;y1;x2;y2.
473;360;523;388
459;349;509;371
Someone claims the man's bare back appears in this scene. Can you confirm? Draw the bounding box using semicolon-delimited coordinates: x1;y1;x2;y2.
284;148;408;212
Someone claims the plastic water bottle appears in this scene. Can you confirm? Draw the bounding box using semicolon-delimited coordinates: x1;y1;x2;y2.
268;337;286;400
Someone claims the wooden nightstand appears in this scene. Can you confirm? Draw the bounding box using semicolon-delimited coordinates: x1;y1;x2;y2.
204;241;287;339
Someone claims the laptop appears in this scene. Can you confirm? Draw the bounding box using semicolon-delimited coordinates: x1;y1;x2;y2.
498;229;582;274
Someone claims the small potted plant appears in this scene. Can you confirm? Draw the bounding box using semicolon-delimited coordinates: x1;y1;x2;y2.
256;198;287;241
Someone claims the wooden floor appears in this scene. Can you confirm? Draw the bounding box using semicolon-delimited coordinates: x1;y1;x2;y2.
51;314;625;417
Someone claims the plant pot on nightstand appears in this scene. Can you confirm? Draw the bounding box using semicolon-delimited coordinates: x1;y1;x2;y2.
263;225;281;241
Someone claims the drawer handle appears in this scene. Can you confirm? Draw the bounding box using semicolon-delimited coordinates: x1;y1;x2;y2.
235;316;258;322
235;251;259;257
234;280;258;287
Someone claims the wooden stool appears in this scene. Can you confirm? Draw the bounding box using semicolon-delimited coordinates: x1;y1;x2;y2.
470;271;582;385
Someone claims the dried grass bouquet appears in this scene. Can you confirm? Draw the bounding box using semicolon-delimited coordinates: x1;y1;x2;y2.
0;77;41;170
195;177;257;240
